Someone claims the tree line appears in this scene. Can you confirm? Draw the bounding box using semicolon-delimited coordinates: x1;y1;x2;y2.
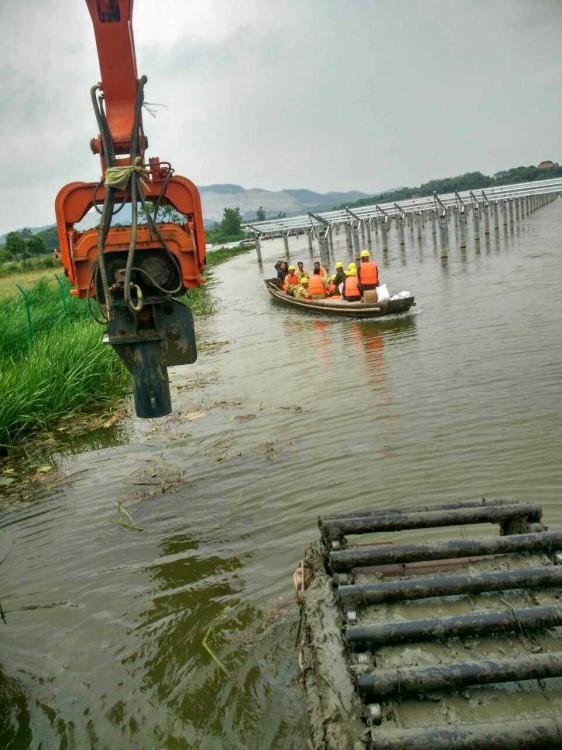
0;228;53;263
336;164;562;211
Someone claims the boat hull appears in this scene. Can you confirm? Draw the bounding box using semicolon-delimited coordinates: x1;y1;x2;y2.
265;279;415;318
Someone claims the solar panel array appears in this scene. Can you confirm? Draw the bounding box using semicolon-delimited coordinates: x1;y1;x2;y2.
243;177;562;236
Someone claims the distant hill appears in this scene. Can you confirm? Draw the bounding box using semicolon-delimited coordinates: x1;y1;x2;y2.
198;185;370;224
1;184;372;241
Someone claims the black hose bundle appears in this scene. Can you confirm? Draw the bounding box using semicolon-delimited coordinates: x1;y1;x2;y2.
91;75;183;317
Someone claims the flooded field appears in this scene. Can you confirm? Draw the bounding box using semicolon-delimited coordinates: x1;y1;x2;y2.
1;200;561;749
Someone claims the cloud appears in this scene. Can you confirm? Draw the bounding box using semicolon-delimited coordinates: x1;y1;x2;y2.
1;0;561;233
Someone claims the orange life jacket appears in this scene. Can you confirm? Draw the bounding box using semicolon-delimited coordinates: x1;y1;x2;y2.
308;274;326;296
283;273;299;291
329;282;341;299
345;276;360;297
360;261;379;285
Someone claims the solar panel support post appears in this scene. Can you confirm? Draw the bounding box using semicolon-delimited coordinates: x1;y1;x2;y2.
345;222;353;251
246;225;263;262
381;218;388;252
309;213;331;267
306;228;313;252
468;192;479;240
434;192;447;229
353;221;361;255
365;219;372;247
374;206;389;253
416;214;423;239
328;225;334;254
345;209;362;255
394;204;406;247
439;216;449;257
458;216;466;249
481;192;491;235
319;234;329;267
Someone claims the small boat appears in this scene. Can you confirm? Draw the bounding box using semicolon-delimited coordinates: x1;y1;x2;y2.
265;279;415;318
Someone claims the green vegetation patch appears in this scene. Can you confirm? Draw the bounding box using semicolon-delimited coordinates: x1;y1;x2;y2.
0;277;129;450
206;245;254;267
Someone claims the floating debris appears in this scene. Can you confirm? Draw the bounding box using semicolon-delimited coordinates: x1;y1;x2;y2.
112;500;143;532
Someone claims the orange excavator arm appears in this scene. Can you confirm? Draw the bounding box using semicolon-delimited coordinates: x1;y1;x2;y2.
85;0;139;161
55;0;206;418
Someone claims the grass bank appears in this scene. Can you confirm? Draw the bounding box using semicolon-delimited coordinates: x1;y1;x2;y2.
0;245;253;451
0;277;130;451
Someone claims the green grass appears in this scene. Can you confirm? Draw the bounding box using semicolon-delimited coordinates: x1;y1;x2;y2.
0;277;129;450
0;323;130;448
0;277;90;360
0;255;59;278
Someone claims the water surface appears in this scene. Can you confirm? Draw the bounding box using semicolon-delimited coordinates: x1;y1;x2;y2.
1;200;561;748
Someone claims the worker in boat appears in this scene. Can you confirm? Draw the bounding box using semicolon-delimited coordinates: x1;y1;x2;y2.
334;261;346;288
343;268;361;302
308;268;327;299
328;275;342;299
283;265;300;293
313;261;327;279
294;276;310;299
296;261;307;280
275;260;288;283
357;249;379;294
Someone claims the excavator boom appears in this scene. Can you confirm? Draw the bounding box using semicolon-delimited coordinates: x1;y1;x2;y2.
55;0;206;418
85;0;139;159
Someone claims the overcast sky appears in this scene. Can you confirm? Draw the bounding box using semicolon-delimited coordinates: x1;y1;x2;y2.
0;0;560;233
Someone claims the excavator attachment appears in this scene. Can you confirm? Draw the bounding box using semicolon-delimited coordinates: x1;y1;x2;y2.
55;1;206;418
106;298;196;418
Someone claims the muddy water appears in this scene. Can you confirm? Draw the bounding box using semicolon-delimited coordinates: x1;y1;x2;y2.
1;201;562;749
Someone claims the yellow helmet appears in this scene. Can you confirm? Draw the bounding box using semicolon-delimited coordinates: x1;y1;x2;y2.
301;276;309;284
360;249;370;258
335;261;344;268
331;275;336;281
349;268;358;276
288;265;295;271
348;262;357;270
